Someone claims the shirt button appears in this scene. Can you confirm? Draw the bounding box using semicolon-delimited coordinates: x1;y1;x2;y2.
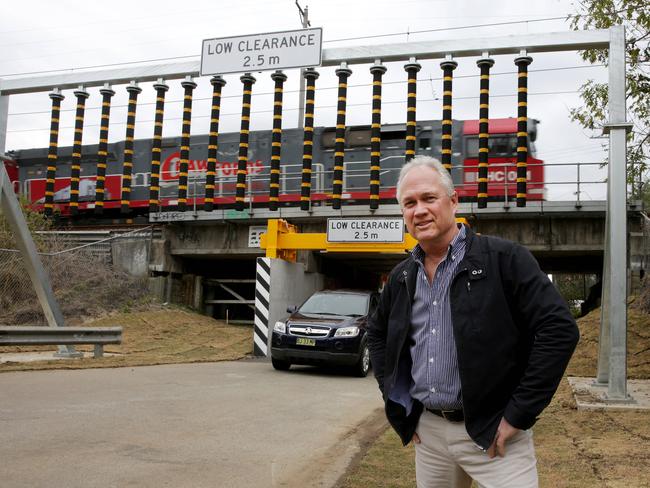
430;387;436;393
433;300;437;306
429;358;434;363
431;329;436;335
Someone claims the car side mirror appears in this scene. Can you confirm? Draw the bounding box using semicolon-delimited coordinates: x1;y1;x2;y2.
286;305;298;314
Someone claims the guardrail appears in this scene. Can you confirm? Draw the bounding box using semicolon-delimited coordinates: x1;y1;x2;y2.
0;326;122;358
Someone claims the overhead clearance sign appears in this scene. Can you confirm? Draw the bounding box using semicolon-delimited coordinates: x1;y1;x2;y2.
327;218;404;243
201;28;322;76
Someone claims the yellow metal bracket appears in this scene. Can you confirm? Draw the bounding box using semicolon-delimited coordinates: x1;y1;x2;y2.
260;218;468;262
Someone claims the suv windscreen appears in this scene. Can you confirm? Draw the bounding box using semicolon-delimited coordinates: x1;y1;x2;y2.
299;293;369;317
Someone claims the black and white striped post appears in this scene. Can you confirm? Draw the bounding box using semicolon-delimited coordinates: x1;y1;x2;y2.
254;257;271;356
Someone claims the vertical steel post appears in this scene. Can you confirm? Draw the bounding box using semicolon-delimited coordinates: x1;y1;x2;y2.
596;191;611;385
606;25;630;401
94;84;115;215
205;76;226;212
120;82;142;214
404;58;421;163
177;76;197;212
149;79;169;213
299;68;318;211
515;52;532;208
0;93;8;154
440;56;457;175
476;54;494;209
369;60;386;210
269;71;287;211
236;74;256;211
44;89;64;216
332;63;351;210
69;86;89;216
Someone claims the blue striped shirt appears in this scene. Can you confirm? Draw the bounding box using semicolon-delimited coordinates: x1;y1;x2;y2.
409;224;466;410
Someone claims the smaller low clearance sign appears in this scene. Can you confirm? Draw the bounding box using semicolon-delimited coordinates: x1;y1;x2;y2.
327;218;404;243
201;28;322;76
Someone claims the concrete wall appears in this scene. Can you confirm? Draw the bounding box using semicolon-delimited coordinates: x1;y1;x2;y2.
112;239;150;277
267;259;325;352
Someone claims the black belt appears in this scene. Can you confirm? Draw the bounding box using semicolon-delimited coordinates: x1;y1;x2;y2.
426;408;464;422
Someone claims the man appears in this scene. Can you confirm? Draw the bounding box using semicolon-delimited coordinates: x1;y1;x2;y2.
367;156;579;487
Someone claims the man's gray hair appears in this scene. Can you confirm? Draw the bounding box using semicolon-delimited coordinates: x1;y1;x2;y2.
396;156;455;203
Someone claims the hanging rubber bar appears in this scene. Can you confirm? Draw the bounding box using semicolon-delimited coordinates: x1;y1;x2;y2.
44;88;64;217
440;55;458;174
515;51;532;208
204;75;226;212
268;70;287;212
148;79;169;213
476;54;494;209
404;58;421;163
235;73;256;211
369;60;386;210
93;84;115;215
69;86;89;216
177;76;197;212
299;68;319;211
119;82;141;214
332;63;352;210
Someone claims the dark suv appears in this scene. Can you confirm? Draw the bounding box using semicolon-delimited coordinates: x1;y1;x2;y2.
270;290;379;377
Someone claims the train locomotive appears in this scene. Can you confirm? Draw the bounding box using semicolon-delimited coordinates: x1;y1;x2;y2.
5;117;543;218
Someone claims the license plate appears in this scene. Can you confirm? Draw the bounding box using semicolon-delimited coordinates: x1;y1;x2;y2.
296;337;316;346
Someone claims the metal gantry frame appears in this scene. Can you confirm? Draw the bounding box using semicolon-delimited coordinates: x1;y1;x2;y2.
0;27;632;401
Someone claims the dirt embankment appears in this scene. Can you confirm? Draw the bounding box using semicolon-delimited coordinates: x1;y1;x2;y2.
0;305;253;372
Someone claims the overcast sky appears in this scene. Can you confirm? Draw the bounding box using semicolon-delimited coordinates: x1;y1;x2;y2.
1;0;611;200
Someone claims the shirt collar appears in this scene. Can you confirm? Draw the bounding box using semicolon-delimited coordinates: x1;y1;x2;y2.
411;224;466;265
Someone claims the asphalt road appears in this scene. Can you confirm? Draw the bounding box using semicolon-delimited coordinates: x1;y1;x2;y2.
0;361;385;488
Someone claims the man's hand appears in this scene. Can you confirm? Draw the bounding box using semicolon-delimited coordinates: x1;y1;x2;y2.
412;432;421;444
487;417;520;458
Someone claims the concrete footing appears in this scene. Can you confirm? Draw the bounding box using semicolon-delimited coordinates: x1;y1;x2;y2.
568;376;650;411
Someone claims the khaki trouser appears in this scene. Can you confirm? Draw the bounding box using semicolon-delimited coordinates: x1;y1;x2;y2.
414;410;538;488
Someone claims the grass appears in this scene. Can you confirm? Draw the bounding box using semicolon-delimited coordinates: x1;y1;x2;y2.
0;304;253;372
338;304;650;488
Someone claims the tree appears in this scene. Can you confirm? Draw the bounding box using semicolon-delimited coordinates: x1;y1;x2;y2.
569;0;650;201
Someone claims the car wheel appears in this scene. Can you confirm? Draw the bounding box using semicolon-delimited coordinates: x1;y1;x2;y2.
272;358;291;371
353;342;370;377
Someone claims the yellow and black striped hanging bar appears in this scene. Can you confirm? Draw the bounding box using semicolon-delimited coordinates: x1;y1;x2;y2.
235;73;256;211
177;76;197;212
69;86;90;216
148;79;169;212
120;82;142;214
269;70;287;212
44;88;64;217
440;55;458;174
332;62;352;210
369;60;386;210
204;76;226;212
476;54;495;209
299;68;319;211
93;84;115;215
404;58;421;163
515;51;532;208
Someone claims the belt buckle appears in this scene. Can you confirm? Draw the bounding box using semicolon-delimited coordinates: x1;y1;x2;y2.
441;409;457;421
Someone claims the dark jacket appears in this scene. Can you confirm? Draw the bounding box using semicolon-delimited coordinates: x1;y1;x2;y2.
367;226;579;449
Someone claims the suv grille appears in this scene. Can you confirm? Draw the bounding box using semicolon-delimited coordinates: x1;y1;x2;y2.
288;324;331;337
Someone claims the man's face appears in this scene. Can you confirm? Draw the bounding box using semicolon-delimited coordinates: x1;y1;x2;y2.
400;166;458;247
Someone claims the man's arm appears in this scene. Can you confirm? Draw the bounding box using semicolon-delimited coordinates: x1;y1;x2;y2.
502;244;580;430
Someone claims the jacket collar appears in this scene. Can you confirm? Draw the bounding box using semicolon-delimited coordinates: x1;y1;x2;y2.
399;225;487;288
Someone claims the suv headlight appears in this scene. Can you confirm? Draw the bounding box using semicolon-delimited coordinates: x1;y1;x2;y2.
334;326;359;337
273;321;286;333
